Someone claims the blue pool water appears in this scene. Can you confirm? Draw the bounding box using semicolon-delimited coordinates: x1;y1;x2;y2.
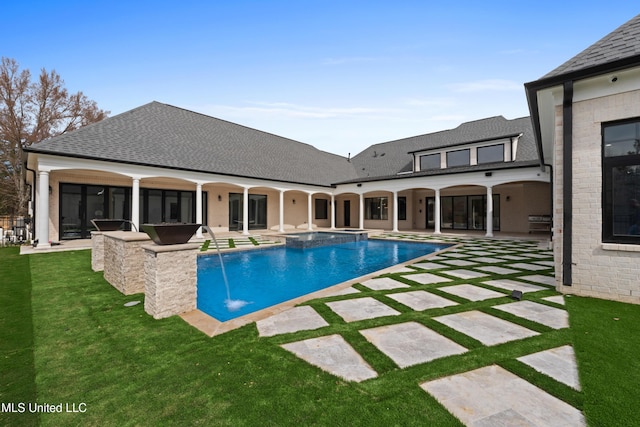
197;239;450;321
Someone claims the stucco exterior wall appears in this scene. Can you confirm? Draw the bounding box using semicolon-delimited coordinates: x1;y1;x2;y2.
554;89;640;303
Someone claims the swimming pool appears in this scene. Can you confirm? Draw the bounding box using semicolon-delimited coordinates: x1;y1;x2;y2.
197;239;450;321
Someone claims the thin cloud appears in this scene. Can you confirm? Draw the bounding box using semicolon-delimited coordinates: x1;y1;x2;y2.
197;101;402;120
449;79;523;92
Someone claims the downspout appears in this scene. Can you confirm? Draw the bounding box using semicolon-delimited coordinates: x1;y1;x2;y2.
544;163;554;244
562;81;573;286
25;162;37;241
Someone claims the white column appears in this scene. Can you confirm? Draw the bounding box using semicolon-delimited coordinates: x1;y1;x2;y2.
486;186;494;237
307;193;313;230
330;194;335;229
279;190;285;232
131;178;140;232
392;191;399;232
359;194;364;229
36;170;50;247
195;183;203;238
434;189;441;234
242;187;249;235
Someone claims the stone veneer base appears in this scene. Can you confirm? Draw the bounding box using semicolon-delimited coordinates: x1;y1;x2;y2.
143;243;200;319
103;231;152;295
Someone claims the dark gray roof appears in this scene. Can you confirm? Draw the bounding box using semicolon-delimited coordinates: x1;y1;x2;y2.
27;102;359;187
542;14;640;79
348;116;537;180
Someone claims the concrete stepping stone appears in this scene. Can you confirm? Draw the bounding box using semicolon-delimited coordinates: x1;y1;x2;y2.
326;297;401;322
405;272;452;285
281;334;377;382
476;265;521;275
326;286;361;297
439;284;506;301
440;259;477;267
464;250;496;256
508;262;550;271
443;269;489;279
523;252;553;259
493;300;569;329
467;256;505;264
387;290;458;311
388;266;416;273
411;262;446;270
360;322;467;368
500;255;529;260
256;306;329;337
520;274;556;287
421;365;585;426
542;295;565;305
441;252;471;258
532;260;555;267
483;279;547;293
518;345;581;390
434;310;539;345
361;277;411;291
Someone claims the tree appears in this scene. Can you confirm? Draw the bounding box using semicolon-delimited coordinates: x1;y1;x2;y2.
0;57;109;216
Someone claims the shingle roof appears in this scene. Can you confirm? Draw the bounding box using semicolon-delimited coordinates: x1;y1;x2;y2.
542;14;640;79
348;116;537;180
27;102;359;187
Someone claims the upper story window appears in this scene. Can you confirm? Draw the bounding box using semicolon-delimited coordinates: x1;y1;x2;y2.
447;149;470;167
477;144;504;164
420;153;441;170
602;119;640;244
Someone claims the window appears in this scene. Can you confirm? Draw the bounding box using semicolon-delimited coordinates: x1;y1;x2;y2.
365;197;388;220
398;197;407;220
315;199;328;219
477;144;504;164
420;153;441;170
447;149;470;167
603;120;640;244
229;193;267;231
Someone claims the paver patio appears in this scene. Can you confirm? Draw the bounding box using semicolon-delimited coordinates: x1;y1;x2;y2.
255;233;584;425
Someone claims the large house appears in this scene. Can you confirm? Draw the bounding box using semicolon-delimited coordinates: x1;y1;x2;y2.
526;14;640;303
25;103;549;246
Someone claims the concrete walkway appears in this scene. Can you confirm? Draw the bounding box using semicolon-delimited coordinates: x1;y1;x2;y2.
256;233;585;426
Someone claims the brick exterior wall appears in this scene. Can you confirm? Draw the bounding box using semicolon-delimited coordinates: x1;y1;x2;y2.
554;89;640;303
143;243;199;319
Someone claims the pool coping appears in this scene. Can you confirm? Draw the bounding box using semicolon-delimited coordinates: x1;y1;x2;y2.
181;238;460;337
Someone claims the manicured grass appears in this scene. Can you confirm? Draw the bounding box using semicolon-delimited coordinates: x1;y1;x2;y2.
0;247;38;427
1;246;639;426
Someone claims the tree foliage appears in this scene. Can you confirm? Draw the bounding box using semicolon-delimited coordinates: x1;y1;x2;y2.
0;57;109;216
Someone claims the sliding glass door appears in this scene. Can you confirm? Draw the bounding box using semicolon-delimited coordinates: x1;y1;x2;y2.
229;193;267;231
426;194;500;231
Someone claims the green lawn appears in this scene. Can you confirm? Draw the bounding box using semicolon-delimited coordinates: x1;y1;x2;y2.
1;245;639;426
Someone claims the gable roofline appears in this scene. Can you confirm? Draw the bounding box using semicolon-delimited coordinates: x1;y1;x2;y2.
525;14;640;164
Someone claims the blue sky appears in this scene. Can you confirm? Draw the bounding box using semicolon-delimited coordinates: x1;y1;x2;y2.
3;1;636;156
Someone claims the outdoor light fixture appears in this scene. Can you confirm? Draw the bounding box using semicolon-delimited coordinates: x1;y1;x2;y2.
292;199;296;204
485;172;492;177
217;195;222;201
511;290;523;300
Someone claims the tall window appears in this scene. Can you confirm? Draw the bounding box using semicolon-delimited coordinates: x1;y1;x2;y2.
365;197;388;220
315;199;328;219
477;144;504;164
447;149;470;167
603;119;640;244
398;197;407;220
420;153;441;170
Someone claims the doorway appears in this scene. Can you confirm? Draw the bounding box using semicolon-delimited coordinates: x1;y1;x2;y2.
343;200;351;227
